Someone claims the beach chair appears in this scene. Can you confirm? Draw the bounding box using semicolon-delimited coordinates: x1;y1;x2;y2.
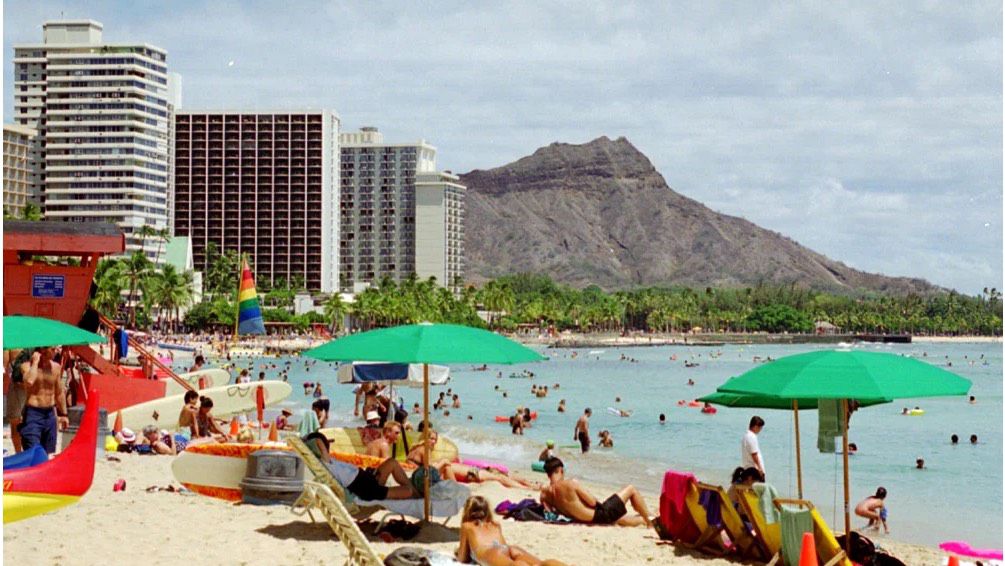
734;484;783;565
288;436;469;527
772;498;851;566
682;482;763;560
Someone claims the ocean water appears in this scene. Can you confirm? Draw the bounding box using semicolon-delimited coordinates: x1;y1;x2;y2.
205;341;1002;548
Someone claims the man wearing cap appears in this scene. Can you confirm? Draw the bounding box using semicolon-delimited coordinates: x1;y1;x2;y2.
539;440;555;462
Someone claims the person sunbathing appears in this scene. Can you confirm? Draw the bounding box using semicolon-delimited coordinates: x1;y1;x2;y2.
456;495;567;566
438;462;535;489
539;457;652;527
406;429;439;466
365;421;401;459
304;432;416;500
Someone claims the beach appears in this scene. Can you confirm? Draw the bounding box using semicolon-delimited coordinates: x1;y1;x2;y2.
2;451;947;566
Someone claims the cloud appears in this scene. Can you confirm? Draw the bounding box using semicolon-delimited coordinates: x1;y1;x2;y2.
3;1;1000;293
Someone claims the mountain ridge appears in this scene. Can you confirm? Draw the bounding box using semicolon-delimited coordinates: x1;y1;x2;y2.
459;136;941;295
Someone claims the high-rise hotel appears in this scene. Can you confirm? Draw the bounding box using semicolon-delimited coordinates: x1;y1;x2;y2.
339;127;465;292
172;111;340;293
12;20;174;257
3;123;42;216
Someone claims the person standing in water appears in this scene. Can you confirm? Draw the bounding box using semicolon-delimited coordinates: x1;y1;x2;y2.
574;408;592;453
741;416;766;480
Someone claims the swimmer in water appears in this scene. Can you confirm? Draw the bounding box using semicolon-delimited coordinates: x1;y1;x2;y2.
915;458;925;469
659;413;666;425
970;434;978;444
951;434;959;445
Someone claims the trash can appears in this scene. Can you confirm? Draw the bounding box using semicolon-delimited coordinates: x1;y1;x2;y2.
60;405;110;459
240;450;304;505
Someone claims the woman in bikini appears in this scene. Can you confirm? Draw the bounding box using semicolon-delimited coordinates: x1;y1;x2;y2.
456;496;566;566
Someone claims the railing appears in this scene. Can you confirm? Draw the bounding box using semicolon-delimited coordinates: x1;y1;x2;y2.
96;312;194;392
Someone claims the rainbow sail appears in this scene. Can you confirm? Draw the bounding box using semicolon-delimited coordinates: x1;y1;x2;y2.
237;260;266;335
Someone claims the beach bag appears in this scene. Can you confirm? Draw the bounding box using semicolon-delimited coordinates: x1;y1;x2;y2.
383;547;432;566
409;466;441;496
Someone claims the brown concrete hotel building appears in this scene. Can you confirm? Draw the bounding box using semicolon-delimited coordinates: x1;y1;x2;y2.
172;111;340;292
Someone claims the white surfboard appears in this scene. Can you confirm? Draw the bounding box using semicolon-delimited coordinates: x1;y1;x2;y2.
107;381;292;432
163;368;232;396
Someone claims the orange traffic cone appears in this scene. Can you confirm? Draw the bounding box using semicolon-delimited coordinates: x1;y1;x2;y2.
268;421;279;442
112;411;123;434
947;556;960;566
229;416;240;436
198;377;207;390
798;532;817;566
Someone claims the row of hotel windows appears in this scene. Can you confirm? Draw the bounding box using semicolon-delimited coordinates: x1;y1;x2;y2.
46;103;169;118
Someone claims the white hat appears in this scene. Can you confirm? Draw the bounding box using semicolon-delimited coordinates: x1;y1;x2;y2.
119;428;136;443
365;411;380;421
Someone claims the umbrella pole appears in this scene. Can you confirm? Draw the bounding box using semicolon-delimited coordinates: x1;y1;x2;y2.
842;398;851;555
793;399;802;498
423;363;430;521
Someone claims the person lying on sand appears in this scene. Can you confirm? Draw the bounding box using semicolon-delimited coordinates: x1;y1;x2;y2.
304;432;416;500
539;457;652;527
456;495;567;566
438;462;537;489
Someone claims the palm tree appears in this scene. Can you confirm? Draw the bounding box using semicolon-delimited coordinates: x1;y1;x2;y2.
149;264;194;331
91;259;127;316
121;251;153;327
20;202;43;221
324;293;348;332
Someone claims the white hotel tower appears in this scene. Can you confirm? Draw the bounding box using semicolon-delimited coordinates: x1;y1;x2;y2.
13;20;175;257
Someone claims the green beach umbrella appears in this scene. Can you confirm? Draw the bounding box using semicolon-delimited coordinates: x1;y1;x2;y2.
716;349;971;401
3;315;105;351
710;349;971;552
305;323;545;520
304;322;546;365
698;391;891;498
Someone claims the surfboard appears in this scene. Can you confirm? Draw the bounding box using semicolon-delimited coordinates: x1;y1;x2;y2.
171;442;405;501
320;427;459;463
163;368;232;396
107;381;292;432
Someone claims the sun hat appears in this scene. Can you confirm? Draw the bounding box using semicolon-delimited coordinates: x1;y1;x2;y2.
119;428;137;443
547;440;555;447
365;410;380;421
281;408;293;416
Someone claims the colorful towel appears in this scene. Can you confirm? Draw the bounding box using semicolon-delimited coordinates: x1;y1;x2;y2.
698;488;723;528
237;259;266;335
780;507;813;566
753;482;781;524
298;409;320;436
658;469;700;541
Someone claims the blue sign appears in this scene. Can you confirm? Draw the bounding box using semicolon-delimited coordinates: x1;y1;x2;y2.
32;275;65;298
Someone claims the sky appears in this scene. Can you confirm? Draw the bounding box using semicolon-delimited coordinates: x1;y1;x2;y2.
4;1;1002;295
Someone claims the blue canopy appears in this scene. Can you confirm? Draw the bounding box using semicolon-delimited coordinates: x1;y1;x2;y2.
336;362;450;386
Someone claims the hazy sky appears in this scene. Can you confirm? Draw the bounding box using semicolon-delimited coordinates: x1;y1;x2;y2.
4;1;1002;294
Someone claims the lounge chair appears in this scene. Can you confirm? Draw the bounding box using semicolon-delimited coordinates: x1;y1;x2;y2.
293;479;384;566
288;436;469;526
734;484;783;564
772;498;851;566
682;482;763;560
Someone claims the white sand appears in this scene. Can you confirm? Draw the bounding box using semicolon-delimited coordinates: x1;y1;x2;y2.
3;451;947;565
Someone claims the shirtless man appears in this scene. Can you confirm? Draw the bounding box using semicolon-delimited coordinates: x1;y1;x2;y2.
366;421;402;459
19;348;67;454
574;408;591;453
177;390;200;437
854;487;889;533
540;457;651;527
188;355;205;373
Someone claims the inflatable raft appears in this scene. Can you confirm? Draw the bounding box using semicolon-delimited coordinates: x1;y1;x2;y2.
3;390;99;523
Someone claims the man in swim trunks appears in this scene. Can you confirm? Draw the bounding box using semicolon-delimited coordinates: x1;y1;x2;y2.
19;347;67;454
854;487;888;533
539;457;651;527
305;432;416;500
574;408;591;453
177;390;200;437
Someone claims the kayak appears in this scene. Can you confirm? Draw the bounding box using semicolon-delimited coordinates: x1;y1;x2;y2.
3;390;99;523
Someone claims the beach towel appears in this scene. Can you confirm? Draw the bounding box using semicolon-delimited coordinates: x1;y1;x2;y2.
779;507;812;566
658;470;700;541
298;409;320;436
753;482;781;524
817;399;843;453
698;489;723;528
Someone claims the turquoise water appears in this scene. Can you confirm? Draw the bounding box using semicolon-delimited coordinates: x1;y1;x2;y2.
209;341;1002;548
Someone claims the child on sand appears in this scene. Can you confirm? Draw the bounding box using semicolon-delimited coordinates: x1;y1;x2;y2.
854;487;889;533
